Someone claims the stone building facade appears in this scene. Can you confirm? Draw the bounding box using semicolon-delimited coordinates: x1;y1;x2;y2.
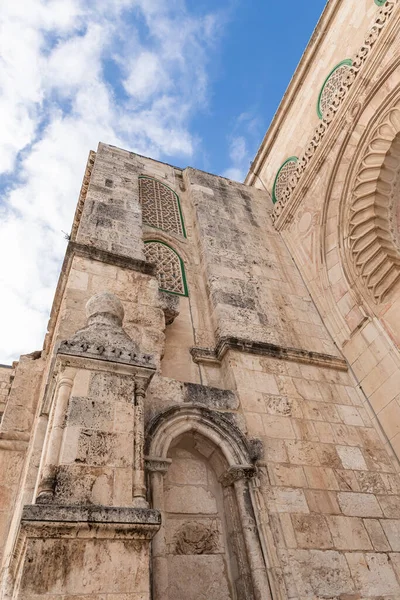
2;0;400;598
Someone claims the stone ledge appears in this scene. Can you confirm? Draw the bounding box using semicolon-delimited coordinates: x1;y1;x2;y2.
44;241;156;356
69;241;155;275
191;336;348;371
22;504;161;525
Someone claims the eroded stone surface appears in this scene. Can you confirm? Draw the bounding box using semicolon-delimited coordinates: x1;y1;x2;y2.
4;39;400;598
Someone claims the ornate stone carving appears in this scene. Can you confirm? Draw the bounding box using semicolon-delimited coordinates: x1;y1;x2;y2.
139;176;185;237
58;291;155;367
248;438;264;462
348;102;400;302
144;242;187;295
174;521;219;555
318;61;352;119
273;158;298;204
159;290;180;325
219;465;256;488
272;0;397;224
145;457;172;473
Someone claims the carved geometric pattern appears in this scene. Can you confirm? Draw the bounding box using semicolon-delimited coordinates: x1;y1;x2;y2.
139;176;185;237
318;60;352;119
272;157;298;204
144;241;187;296
349;103;400;303
272;0;396;224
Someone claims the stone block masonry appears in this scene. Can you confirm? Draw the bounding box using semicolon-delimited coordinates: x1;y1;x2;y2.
2;133;400;600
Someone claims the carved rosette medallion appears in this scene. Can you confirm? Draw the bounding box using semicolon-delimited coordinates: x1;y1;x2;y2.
174;521;219;555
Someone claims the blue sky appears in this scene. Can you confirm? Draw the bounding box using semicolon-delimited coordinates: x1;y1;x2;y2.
0;0;326;363
188;0;328;177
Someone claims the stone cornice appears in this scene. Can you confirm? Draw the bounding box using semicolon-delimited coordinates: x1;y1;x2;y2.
69;241;155;275
57;346;156;371
191;336;348;371
70;150;96;241
22;504;161;526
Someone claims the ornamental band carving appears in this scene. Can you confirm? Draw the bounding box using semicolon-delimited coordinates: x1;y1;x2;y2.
272;0;397;224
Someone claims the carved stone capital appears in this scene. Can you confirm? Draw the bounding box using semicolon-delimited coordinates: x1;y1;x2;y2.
219;464;256;488
145;457;172;474
135;377;149;398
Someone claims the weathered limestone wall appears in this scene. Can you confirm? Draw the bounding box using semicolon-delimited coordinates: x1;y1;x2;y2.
162;438;236;600
3;129;400;599
185;168;340;357
0;365;13;421
231;350;400;598
249;3;400;463
0;354;45;572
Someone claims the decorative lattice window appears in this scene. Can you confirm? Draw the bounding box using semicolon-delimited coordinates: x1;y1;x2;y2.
139;176;186;237
317;59;353;119
144;241;188;296
272;157;298;204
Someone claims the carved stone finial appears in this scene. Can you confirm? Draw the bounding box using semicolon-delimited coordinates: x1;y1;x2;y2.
58;291;155;367
86;291;125;326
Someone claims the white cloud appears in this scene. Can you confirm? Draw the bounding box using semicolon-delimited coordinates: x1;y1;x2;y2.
0;0;222;363
123;52;167;102
222;136;249;182
222;112;264;182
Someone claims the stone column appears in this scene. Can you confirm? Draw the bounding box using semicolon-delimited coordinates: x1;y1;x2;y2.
133;378;148;507
146;457;171;600
221;465;273;600
36;372;74;502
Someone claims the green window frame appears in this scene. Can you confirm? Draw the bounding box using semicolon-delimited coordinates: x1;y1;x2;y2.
317;59;353;119
139;176;187;238
272;157;299;204
144;240;188;297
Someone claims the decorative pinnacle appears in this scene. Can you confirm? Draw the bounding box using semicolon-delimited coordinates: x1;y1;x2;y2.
85;291;125;327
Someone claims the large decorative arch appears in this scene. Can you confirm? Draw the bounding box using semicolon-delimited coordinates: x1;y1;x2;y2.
346;100;400;303
144;240;188;296
145;405;272;600
139;176;186;237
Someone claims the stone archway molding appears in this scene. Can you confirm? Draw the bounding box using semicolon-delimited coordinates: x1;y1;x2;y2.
145;404;273;600
146;404;259;465
348;100;400;303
